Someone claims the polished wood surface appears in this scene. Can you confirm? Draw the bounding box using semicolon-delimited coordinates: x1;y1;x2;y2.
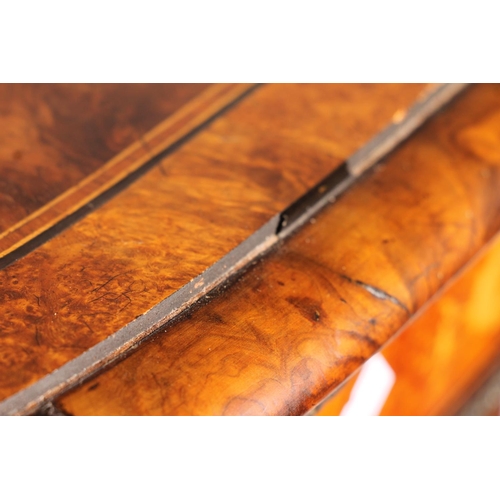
315;231;500;416
0;83;209;233
56;84;500;416
0;83;256;258
0;84;429;404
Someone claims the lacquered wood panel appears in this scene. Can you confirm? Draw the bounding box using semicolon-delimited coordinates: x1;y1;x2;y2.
56;84;500;416
0;84;430;405
314;231;500;416
0;83;256;258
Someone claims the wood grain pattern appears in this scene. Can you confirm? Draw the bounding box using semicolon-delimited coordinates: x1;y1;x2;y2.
56;84;500;416
0;84;430;405
0;83;261;258
314;231;500;416
0;84;208;231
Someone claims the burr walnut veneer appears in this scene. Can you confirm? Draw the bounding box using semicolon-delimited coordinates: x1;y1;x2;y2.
1;83;499;415
56;84;500;415
0;83;430;410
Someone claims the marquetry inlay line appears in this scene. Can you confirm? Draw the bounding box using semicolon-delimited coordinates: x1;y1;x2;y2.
0;83;257;260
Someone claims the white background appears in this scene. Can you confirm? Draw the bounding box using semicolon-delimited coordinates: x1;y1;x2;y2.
1;2;498;497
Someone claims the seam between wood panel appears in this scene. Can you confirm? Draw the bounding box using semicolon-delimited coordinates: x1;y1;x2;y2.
0;83;469;416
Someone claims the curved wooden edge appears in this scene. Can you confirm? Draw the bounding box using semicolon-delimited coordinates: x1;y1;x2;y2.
0;83;256;259
0;84;464;416
312;230;500;416
52;84;500;416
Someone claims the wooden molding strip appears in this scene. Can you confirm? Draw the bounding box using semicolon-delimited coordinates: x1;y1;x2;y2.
0;83;466;416
0;83;256;261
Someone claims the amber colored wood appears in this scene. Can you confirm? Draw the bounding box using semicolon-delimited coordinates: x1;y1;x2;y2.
314;231;500;416
0;83;260;258
0;84;428;404
56;83;500;416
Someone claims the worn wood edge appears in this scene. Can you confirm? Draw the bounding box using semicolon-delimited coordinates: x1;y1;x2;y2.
0;83;467;416
347;83;469;176
1;217;280;416
278;83;469;239
0;83;256;260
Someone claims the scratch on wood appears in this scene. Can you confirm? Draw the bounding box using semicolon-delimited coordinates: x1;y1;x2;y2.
339;274;410;315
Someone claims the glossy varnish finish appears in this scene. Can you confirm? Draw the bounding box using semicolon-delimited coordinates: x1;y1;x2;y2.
57;84;500;415
0;84;209;232
0;84;429;404
0;83;260;258
315;231;500;416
